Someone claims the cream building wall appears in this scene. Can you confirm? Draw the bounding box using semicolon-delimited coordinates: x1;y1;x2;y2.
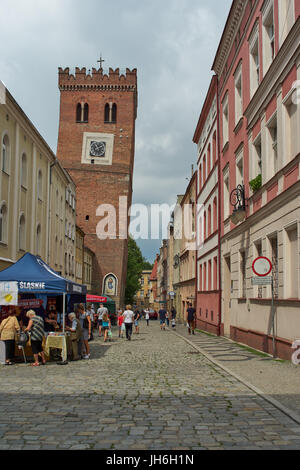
0;88;78;282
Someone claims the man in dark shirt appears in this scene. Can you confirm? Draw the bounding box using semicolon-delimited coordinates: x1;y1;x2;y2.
186;303;196;335
171;307;177;320
159;308;167;331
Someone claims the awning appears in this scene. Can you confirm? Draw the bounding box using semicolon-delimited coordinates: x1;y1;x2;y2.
0;253;87;295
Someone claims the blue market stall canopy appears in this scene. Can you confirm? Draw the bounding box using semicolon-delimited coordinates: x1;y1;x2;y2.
0;253;87;295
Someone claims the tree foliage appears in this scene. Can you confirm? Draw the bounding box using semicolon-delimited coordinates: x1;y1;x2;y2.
125;238;153;305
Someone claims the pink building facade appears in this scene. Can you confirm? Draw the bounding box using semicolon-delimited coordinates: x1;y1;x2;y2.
211;0;300;359
194;77;221;335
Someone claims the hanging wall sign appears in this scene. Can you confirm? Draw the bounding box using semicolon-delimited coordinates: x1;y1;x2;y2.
0;282;18;306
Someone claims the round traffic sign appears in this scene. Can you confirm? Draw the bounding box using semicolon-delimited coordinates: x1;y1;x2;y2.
252;257;272;277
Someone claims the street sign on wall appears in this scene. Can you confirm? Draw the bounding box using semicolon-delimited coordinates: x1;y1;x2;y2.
252;257;272;277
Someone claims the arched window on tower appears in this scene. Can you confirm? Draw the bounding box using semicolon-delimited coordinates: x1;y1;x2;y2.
112;103;117;123
76;103;82;122
104;103;110;123
83;103;89;122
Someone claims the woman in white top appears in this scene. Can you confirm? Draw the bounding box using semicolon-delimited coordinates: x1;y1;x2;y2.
123;305;134;341
145;310;150;327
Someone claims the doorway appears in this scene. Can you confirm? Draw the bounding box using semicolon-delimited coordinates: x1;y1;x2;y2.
223;255;231;337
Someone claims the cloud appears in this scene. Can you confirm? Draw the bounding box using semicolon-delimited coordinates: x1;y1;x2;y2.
0;0;231;261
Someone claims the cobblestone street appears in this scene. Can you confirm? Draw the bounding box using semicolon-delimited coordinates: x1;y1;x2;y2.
1;322;300;450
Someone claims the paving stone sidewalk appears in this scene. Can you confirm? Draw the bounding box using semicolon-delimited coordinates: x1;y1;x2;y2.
175;324;300;420
0;322;300;450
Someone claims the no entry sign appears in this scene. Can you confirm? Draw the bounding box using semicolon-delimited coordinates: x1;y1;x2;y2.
252;257;272;277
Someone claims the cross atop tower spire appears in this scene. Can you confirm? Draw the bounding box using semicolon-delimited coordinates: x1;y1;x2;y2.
97;54;105;69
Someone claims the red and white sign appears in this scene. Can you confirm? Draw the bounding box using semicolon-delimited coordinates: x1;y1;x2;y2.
252;257;272;277
86;295;107;303
18;299;44;309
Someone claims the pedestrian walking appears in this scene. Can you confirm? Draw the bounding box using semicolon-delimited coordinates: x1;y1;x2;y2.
78;304;92;359
134;309;141;334
118;310;125;338
97;303;108;337
86;305;94;341
165;310;170;327
24;310;46;366
159;307;167;331
186;303;197;335
145;310;150;327
123;305;134;341
102;312;111;343
171;307;177;320
0;308;20;365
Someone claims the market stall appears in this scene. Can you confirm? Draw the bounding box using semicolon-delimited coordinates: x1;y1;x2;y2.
0;253;87;362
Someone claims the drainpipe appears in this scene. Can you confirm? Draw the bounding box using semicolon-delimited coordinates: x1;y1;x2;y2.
216;75;222;338
47;158;58;264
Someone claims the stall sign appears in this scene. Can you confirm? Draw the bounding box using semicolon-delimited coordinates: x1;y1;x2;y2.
18;299;44;309
19;282;45;290
0;282;18;305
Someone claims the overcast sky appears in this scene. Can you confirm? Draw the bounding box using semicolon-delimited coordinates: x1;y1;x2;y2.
0;0;231;262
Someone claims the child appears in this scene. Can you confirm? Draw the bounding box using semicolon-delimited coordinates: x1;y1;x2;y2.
118;312;124;338
171;318;176;330
102;312;111;343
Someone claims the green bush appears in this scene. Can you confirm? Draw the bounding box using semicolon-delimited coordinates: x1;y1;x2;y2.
249;174;262;192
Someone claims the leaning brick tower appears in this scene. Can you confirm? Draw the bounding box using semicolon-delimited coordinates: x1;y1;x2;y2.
57;65;138;307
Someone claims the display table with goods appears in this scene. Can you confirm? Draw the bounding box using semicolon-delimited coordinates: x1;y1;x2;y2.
45;333;68;362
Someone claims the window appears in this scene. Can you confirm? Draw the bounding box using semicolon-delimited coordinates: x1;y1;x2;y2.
208;260;212;291
251;134;262;183
283;95;297;164
262;1;275;74
285;225;298;299
19;215;26;251
240;251;247;298
207;144;211;175
213;256;218;291
249;25;260;97
83;103;89;123
203;155;206;183
268;234;278;299
208;205;211;238
236;147;244;188
213;131;217;165
65;253;68;275
37;170;43;200
20;153;27;188
223;170;230;220
2;135;10;174
76;104;82;122
213;197;217;233
36;225;41;256
267;115;278;179
0;203;7;243
104;103;110;122
222;94;229;147
234;63;243;124
278;0;295;46
112;103;117;123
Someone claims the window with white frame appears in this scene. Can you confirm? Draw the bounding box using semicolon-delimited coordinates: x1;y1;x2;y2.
234;63;243;125
36;225;41;256
262;0;275;74
223;168;230;220
19;215;26;251
266;114;278;179
0;203;8;243
278;0;295;46
222;93;229;147
283;93;297;164
285;225;298;299
2;135;10;174
21;153;27;188
37;170;43;200
236;147;244;188
249;25;260;98
251;134;262;183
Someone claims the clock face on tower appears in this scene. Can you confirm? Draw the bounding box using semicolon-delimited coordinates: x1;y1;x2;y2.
90;141;106;158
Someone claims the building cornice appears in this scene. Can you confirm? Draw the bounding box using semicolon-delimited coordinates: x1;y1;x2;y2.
245;18;300;129
211;0;249;75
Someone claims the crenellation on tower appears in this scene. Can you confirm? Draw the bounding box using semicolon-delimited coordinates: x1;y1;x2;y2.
58;66;137;88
